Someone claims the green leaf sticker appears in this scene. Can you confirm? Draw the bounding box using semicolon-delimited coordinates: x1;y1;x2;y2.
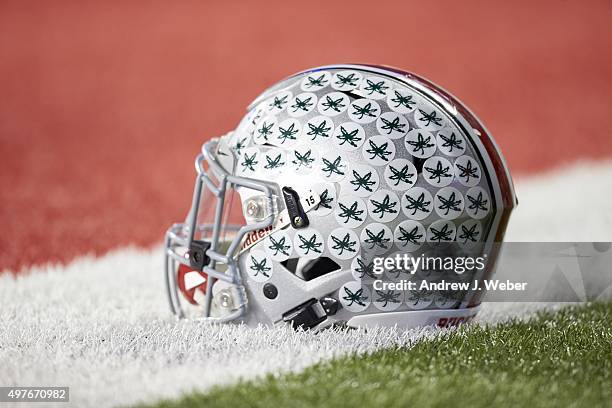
333;122;365;151
458;220;481;245
401;187;433;221
427;220;456;243
363;135;395;166
268;235;290;256
249;256;271;277
416;108;444;129
350;167;378;194
232;135;249;156
360;76;390;99
263;151;285;170
434;187;464;219
239;147;259;173
336;201;365;225
423;156;454;187
291;146;316;171
368;190;400;222
289;92;317;117
387;88;417;113
349;99;381;123
320;153;347;181
246;250;273;282
394;220;425;251
332;70;362;91
339;281;370;312
405;129;436;159
305;116;334;140
294;229;324;259
275;118;301;145
406;288;434;309
265;231;293;261
351;257;378;280
437;128;466;156
300;72;331;91
316;188;333;210
384;158;416;190
312;182;336;216
328;228;359;259
361;223;392;252
466;187;490;219
454;155;481;187
334;196;366;228
374;289;403;311
376;112;408;139
254;117;276;144
435;288;463;309
318;92;349;116
267;91;292;114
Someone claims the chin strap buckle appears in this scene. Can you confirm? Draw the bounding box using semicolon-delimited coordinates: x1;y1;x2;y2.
282;186;310;229
282;296;339;330
188;240;211;271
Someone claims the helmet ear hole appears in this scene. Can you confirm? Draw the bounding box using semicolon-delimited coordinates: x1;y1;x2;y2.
281;257;341;281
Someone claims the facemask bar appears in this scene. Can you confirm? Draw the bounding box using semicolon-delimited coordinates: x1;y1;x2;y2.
164;138;279;322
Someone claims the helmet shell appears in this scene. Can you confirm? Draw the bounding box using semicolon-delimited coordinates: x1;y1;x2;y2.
223;64;516;327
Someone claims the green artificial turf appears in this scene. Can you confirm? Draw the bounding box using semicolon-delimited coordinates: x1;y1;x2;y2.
137;302;611;408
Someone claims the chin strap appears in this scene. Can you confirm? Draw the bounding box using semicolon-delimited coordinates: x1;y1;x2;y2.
282;296;339;330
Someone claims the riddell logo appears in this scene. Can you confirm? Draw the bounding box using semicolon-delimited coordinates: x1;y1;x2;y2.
240;225;274;252
437;315;475;328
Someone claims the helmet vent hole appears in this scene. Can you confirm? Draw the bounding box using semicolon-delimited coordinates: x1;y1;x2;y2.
280;257;341;282
413;157;426;173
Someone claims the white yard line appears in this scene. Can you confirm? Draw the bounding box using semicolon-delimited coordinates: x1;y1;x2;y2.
1;160;611;407
504;160;612;241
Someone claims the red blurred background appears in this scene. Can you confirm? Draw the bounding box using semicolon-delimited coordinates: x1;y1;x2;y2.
1;0;611;271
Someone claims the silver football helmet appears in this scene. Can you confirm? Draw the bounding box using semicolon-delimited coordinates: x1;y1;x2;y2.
164;64;516;330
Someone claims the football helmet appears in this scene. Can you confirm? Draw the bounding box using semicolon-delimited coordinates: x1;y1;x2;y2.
164;64;516;330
